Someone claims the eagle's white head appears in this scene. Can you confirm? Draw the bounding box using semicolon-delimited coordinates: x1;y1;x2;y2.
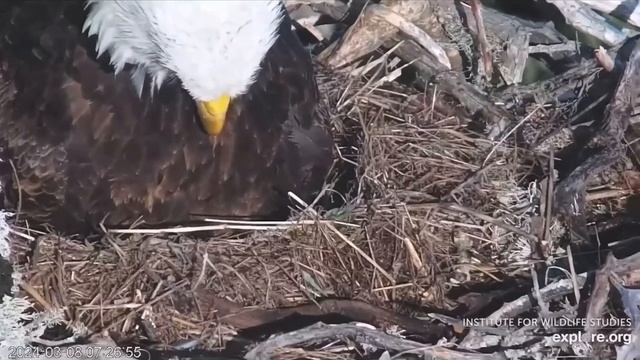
82;0;283;135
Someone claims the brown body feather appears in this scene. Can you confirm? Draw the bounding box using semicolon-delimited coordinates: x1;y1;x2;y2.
0;1;333;233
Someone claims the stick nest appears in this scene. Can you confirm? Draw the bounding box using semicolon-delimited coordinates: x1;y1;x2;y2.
8;58;626;351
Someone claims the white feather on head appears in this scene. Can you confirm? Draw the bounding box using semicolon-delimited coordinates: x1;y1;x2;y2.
82;0;283;100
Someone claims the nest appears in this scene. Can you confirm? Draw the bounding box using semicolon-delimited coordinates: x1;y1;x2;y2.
5;57;588;352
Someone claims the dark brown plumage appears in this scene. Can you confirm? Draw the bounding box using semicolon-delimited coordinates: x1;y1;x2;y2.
0;1;333;233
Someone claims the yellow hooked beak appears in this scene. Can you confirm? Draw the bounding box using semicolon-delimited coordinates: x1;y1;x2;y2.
196;95;231;136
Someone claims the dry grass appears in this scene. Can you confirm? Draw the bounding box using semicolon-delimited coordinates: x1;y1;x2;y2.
7;57;632;352
272;347;356;360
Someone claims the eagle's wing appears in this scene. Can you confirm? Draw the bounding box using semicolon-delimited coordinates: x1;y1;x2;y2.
0;1;333;233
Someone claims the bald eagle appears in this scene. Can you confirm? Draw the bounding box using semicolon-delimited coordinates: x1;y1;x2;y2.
0;1;333;233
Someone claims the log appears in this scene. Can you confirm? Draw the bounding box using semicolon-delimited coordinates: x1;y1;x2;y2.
245;322;504;360
499;30;530;85
579;0;640;28
497;57;601;108
545;0;632;46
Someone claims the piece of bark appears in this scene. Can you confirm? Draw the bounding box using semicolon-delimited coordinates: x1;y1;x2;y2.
318;0;427;68
498;56;601;108
433;68;513;138
452;80;512;138
529;41;578;58
584;254;615;339
579;0;640;28
545;0;631;46
285;0;348;21
457;1;567;45
397;0;463;70
288;5;327;41
470;0;493;79
369;4;451;69
554;39;640;242
499;30;530;85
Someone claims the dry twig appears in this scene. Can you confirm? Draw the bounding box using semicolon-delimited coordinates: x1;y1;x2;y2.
245;322;501;360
